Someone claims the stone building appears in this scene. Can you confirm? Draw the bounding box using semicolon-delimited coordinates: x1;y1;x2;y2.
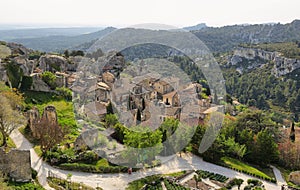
0;149;31;182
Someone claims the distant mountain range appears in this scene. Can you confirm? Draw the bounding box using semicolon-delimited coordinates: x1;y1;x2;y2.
183;23;207;31
9;27;116;52
2;20;300;53
0;27;104;41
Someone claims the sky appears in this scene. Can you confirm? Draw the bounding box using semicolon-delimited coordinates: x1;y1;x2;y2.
0;0;299;28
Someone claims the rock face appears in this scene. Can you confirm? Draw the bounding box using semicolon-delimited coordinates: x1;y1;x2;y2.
39;55;69;72
6;42;33;56
0;149;31;182
30;73;51;92
231;47;300;77
74;128;99;151
289;171;300;185
273;56;300;76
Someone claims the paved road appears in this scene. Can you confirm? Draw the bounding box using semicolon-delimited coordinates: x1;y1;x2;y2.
10;129;286;190
271;165;287;187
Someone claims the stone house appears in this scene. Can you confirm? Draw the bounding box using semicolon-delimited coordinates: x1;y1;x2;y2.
153;80;174;96
162;91;179;107
102;71;115;88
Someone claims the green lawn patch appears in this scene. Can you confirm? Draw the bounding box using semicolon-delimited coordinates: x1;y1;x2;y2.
162;171;187;177
24;91;79;142
221;157;275;182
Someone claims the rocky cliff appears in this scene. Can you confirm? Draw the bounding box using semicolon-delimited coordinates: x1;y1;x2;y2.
230;47;300;77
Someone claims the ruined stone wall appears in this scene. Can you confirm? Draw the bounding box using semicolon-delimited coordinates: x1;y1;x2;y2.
0;149;31;182
27;105;58;139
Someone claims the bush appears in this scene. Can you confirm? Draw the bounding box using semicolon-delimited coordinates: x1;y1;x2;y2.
41;71;57;89
55;87;72;101
58;162;128;174
31;168;38;179
76;151;98;164
247;179;262;186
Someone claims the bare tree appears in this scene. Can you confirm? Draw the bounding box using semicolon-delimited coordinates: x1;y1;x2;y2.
37;117;65;154
0;94;26;147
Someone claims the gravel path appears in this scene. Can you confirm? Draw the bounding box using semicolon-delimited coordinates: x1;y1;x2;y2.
10;128;286;190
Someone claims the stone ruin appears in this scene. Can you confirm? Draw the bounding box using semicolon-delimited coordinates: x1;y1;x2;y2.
0;148;31;182
27;105;58;138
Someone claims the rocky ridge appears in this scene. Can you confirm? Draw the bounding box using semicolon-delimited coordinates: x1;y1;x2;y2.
229;47;300;77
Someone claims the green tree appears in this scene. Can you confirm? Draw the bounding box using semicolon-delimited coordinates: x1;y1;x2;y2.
136;109;141;124
106;102;114;114
123;126;162;166
255;129;279;165
64;50;69;58
290;122;296;142
236;179;244;190
0;94;26;147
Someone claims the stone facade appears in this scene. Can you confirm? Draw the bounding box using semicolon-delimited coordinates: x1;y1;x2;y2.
0;149;31;182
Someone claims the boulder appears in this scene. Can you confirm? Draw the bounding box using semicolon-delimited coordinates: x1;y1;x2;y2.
289;171;300;185
39;54;68;72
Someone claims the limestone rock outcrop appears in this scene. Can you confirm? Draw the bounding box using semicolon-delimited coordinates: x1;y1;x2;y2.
39;55;69;72
230;47;300;77
289;171;300;185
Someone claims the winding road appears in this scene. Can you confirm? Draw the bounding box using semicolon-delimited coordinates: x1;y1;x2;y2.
10;129;286;190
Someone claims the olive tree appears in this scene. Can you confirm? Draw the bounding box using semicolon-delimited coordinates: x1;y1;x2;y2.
0;94;26;147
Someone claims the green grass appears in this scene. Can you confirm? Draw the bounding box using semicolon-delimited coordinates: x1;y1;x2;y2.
162;171;187;177
24;91;79;142
221;157;272;180
288;181;300;190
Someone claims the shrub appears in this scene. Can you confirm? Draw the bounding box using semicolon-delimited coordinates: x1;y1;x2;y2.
31;168;38;179
55;87;72;101
41;71;57;89
247;179;262;186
